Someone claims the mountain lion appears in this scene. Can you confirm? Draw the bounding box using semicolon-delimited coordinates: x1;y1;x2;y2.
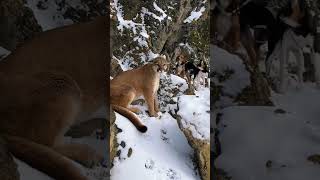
111;56;169;133
0;16;108;180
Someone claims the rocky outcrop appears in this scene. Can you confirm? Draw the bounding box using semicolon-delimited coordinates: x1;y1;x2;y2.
110;108;118;166
236;67;273;106
111;57;123;77
215;168;232;180
111;0;209;67
0;137;19;180
173;114;210;180
308;154;320;165
56;0;107;23
0;0;42;51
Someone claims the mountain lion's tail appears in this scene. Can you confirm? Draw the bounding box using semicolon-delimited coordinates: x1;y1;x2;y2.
5;135;89;180
112;105;147;133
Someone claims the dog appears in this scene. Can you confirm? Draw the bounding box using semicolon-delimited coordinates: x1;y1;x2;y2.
267;27;313;93
194;68;209;90
185;61;209;89
214;0;310;66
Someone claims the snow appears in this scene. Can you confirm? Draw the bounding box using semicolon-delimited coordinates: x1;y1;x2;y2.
212;45;250;98
113;51;162;72
214;29;320;179
215;84;320;180
26;0;74;30
177;88;210;141
0;47;10;59
112;0;150;47
112;0;142;34
169;74;188;92
111;112;200;180
15;158;52;180
313;53;320;84
184;7;206;23
141;2;172;22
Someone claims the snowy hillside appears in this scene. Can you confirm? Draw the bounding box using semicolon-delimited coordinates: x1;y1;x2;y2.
111;74;209;180
213;41;320;179
216;84;320;180
111;112;199;180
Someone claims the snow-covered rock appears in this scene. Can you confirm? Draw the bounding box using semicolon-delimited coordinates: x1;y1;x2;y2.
176;87;210;180
215;79;320;179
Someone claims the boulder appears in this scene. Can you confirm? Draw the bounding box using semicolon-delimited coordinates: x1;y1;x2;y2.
109;107;118;166
111;0;209;68
0;0;42;51
111;57;123;77
308;154;320;165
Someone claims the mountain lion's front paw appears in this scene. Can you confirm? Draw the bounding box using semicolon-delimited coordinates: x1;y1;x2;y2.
148;111;158;117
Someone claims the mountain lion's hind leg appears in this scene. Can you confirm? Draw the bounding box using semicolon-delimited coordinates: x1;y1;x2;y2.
31;72;103;167
112;84;141;112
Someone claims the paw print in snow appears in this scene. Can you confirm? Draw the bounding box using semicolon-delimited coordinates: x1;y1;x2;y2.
160;128;169;143
145;159;155;170
166;169;180;180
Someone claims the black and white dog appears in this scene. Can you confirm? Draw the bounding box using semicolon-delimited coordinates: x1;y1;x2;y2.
185;61;209;89
214;0;312;64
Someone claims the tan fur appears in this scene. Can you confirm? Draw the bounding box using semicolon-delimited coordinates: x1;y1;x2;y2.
0;16;108;180
111;57;169;133
176;54;187;79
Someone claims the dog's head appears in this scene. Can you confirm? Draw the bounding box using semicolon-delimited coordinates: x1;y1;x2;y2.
178;54;187;63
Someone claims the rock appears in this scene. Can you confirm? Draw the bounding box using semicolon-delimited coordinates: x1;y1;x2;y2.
308;154;320;165
0;0;23;50
274;108;286;114
174;114;210;180
266;160;273;168
214;168;232;180
0;137;19;180
111;57;123;77
120;141;126;148
0;0;42;51
127;148;133;158
15;7;42;47
48;0;107;23
236;60;273;106
110;107;118;166
111;0;209;68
